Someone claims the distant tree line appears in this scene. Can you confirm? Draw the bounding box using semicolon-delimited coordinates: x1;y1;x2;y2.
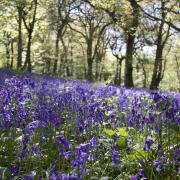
0;0;179;90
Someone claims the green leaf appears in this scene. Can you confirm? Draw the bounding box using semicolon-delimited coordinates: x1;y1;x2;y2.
135;149;147;158
117;137;127;148
117;127;128;137
104;129;115;136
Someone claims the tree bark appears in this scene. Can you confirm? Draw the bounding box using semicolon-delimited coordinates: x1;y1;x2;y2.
25;33;32;72
95;58;99;81
5;44;10;68
150;44;163;90
10;39;14;68
124;33;135;87
53;32;60;74
4;32;11;68
87;38;93;81
150;1;168;90
175;55;180;90
114;57;123;85
60;36;68;76
22;0;38;72
124;0;139;87
17;7;23;69
69;45;73;76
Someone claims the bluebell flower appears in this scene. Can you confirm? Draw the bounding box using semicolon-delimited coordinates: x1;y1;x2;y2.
33;144;42;156
25;120;39;134
20;152;25;161
130;175;139;180
140;159;145;167
143;139;154;151
72;144;89;171
11;164;19;176
70;172;79;180
151;92;162;103
174;148;180;164
59;173;70;180
48;161;59;179
137;169;144;177
56;135;70;150
79;144;88;153
79;152;88;163
156;165;161;172
153;160;160;166
153;159;162;172
49;172;60;180
128;118;133;127
89;137;98;149
135;112;140;123
77;121;85;132
111;146;120;167
141;116;148;127
22;171;36;180
22;135;30;146
64;151;71;160
71;160;79;168
88;153;94;161
112;134;120;142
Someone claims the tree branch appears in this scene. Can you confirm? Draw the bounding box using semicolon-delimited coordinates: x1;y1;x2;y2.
68;24;86;39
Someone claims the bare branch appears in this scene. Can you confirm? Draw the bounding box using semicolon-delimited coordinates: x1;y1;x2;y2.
68;24;86;39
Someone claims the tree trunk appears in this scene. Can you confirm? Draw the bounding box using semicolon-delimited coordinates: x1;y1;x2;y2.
150;44;163;90
118;59;122;85
24;32;32;72
22;0;38;73
124;0;139;87
99;64;104;81
87;59;93;81
175;55;180;90
114;59;119;85
70;45;73;76
53;32;60;74
114;58;122;85
17;8;23;69
10;39;14;68
95;58;99;81
142;64;147;88
150;1;167;90
124;33;135;87
60;36;67;76
5;45;10;68
87;39;93;81
4;32;11;68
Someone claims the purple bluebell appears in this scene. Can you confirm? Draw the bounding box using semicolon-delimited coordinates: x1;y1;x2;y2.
89;137;98;149
174;148;180;164
64;151;71;160
137;169;144;177
49;172;60;180
33;144;43;157
111;146;120;167
61;173;71;180
22;135;30;146
70;172;79;180
25;120;39;134
56;135;70;150
153;160;162;172
22;172;35;180
88;153;94;161
151;92;162;103
71;160;79;168
143;139;154;151
156;165;161;172
11;165;19;176
130;175;139;180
